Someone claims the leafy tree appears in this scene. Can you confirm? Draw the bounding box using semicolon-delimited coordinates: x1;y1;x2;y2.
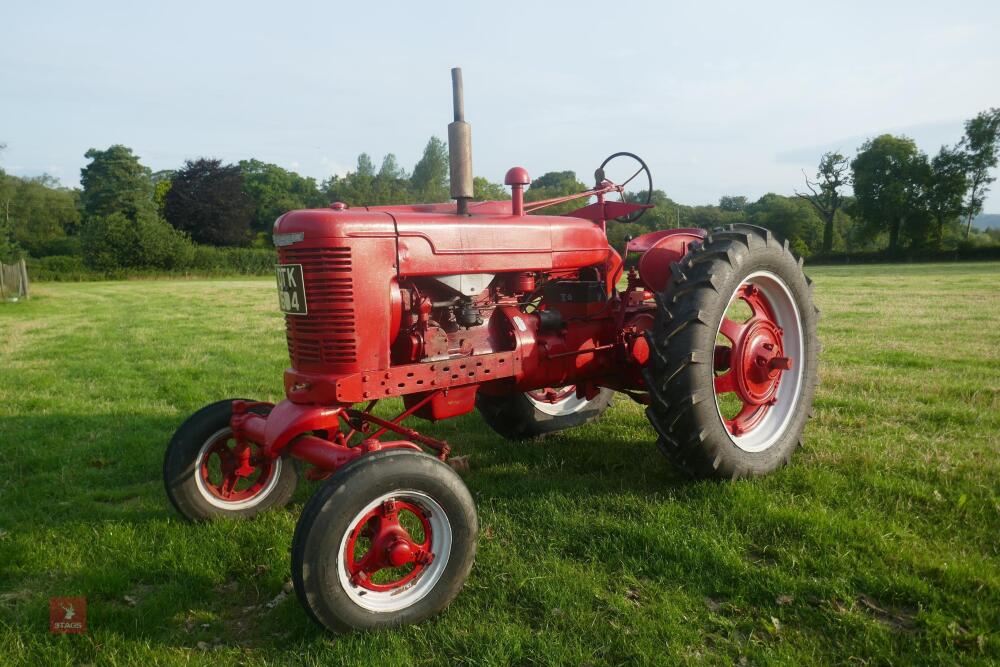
164;159;254;246
151;169;175;217
80;210;192;270
240;159;322;233
80;145;154;221
324;153;391;206
524;171;587;215
719;196;748;213
925;146;968;248
410;137;449;203
473;177;507;201
795;151;850;253
747;194;822;256
851;135;929;254
0;174;81;256
372;154;410;204
959;108;1000;237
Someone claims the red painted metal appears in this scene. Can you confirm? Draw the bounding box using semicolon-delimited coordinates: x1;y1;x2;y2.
526;386;577;404
713;282;793;435
344;498;433;591
505;166;530;216
238;136;783;482
198;431;277;502
633;228;706;292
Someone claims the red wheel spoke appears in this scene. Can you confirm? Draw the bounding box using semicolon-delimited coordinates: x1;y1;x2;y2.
742;289;772;321
719;317;745;342
714;371;737;394
727;402;761;436
220;473;238;499
199;435;276;504
344;499;435;593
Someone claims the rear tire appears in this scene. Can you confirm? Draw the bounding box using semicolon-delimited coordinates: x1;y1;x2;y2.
644;225;819;479
291;449;477;633
477;386;614;440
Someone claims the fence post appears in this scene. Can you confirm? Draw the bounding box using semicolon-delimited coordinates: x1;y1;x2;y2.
0;261;6;300
19;258;29;299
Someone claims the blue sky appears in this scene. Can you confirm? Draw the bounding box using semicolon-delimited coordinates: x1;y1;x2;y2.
2;1;998;211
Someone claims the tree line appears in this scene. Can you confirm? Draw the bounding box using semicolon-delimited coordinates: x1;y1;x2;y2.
0;107;998;276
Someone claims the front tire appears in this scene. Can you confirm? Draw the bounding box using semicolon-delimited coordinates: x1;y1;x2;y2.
291;449;478;633
164;399;300;521
645;225;819;479
477;386;614;440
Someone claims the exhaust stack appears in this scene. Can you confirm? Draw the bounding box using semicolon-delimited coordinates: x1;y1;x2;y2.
448;67;473;215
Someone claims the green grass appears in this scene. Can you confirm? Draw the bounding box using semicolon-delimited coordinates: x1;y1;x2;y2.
1;263;998;665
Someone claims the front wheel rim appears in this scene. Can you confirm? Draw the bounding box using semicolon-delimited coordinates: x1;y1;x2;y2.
194;427;282;510
713;271;804;453
337;490;452;613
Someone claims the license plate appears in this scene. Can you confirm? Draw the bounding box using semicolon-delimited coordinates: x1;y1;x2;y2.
275;264;308;315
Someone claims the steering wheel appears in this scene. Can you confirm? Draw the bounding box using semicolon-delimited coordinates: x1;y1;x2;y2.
594;152;652;223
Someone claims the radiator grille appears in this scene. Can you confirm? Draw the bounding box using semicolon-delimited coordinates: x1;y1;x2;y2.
279;246;357;367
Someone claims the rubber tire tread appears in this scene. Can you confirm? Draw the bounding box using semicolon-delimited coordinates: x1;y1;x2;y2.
644;224;819;479
291;449;478;633
163;399;300;521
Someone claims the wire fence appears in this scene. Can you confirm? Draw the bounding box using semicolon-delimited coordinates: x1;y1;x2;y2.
0;258;30;301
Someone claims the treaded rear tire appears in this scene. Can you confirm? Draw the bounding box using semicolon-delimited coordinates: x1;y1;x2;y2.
644;224;819;479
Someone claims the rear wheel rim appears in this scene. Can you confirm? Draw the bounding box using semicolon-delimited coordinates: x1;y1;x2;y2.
525;386;592;416
194;427;282;509
337;490;452;613
713;271;804;453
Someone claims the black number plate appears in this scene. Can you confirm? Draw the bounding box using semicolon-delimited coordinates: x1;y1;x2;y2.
275;264;308;315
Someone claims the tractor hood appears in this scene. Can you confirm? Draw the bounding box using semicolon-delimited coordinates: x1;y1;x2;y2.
274;208;610;276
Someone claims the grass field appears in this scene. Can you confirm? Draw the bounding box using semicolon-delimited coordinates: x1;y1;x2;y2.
1;262;998;665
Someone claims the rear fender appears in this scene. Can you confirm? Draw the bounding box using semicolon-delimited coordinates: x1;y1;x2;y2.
629;228;706;292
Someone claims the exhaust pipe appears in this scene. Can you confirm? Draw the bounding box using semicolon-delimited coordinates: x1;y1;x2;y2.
448;67;473;215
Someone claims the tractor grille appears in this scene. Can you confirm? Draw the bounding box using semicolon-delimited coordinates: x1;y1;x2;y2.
279;246;357;367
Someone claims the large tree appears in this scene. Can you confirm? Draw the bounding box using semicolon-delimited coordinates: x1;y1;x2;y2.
79;145;154;221
925;146;968;248
372;154;411;204
240;159;322;233
959;108;1000;238
796;151;850;253
0;173;81;256
747;193;823;256
164;159;254;246
851;135;929;254
410;137;449;203
524;170;587;215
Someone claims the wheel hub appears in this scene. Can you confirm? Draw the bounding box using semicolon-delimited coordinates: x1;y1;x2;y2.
346;498;434;592
198;433;276;503
713;280;797;438
735;318;788;405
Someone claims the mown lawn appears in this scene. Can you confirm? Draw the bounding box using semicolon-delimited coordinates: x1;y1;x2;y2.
1;262;998;666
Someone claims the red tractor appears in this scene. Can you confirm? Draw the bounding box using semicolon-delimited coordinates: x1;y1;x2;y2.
164;69;818;633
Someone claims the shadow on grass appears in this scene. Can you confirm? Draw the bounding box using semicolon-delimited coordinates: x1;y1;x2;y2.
0;405;706;644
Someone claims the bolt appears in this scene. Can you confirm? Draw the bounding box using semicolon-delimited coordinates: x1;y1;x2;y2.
769;356;793;371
